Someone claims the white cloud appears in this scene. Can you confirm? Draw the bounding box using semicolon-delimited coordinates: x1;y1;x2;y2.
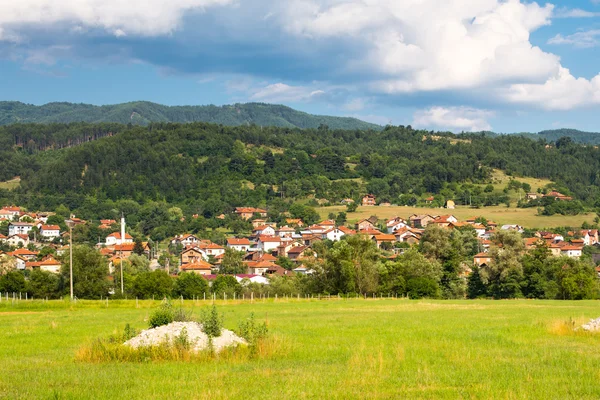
250;83;325;103
0;0;232;40
1;0;600;112
281;0;557;92
553;7;600;18
413;106;494;132
548;30;600;48
504;67;600;110
342;98;367;112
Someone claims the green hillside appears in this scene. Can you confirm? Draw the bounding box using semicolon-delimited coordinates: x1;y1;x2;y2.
537;129;600;145
0;101;381;130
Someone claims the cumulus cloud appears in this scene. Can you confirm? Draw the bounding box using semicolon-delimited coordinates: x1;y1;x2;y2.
0;0;232;40
413;106;494;132
504;67;600;110
548;30;600;48
1;0;599;112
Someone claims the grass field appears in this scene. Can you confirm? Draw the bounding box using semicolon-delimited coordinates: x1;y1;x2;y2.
0;177;20;190
318;205;596;229
1;299;600;399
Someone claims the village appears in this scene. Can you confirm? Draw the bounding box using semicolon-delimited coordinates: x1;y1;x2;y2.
1;194;598;289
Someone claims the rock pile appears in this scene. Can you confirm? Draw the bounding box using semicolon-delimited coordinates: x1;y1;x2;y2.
124;322;247;353
580;317;600;332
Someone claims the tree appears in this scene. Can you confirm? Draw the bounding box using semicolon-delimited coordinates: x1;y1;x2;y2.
220;248;247;274
131;270;173;299
211;275;242;296
556;258;598;300
127;254;150;275
0;271;26;293
0;254;17;275
480;230;526;299
133;239;145;256
174;272;209;299
27;270;60;299
467;266;487;299
61;246;110;299
346;202;358;213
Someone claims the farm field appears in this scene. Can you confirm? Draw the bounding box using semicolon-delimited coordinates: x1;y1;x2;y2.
1;299;600;399
317;205;597;229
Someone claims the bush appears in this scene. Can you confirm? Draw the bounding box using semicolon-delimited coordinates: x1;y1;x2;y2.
201;305;223;338
148;301;175;328
237;313;268;344
406;277;440;299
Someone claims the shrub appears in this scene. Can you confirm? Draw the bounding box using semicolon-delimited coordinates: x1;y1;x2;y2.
406;277;440;299
237;313;268;344
201;305;223;338
148;301;175;328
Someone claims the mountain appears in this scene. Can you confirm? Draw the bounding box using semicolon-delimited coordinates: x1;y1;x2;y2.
537;129;600;145
0;101;381;130
464;129;600;145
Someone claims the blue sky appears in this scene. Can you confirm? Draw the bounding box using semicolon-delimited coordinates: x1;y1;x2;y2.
0;0;599;133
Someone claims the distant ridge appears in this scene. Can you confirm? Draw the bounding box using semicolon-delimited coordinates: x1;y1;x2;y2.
0;101;382;131
465;128;600;145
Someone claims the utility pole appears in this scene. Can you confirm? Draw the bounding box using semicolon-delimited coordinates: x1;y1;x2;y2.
66;219;75;300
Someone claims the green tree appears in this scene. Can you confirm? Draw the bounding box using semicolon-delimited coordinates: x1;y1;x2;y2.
27;270;60;299
211;275;242;296
480;230;526;299
220;248;246;275
61;246;110;299
0;271;26;293
131;270;173;299
174;272;209;299
133;239;145;256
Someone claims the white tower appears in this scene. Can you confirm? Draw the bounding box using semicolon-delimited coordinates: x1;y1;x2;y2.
120;214;126;245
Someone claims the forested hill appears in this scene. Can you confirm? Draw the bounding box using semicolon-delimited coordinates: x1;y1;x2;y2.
1;122;600;234
0;101;381;130
464;129;600;145
537;129;600;145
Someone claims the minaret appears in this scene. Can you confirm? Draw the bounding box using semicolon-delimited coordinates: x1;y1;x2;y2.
120;213;126;245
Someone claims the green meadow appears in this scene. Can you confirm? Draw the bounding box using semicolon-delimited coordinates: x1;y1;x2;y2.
1;299;600;399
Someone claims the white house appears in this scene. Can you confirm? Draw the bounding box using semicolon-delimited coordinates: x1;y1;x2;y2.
202;243;225;258
8;222;34;236
471;223;487;238
226;238;251;252
253;225;276;237
235;274;270;285
105;216;133;246
386;217;408;233
105;232;133;246
171;234;201;247
6;234;29;247
561;246;583;259
277;226;295;238
40;225;61;240
324;228;346;242
257;236;282;253
501;225;525;233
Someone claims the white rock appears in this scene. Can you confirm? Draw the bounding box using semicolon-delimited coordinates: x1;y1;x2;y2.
580;317;600;332
124;321;247;352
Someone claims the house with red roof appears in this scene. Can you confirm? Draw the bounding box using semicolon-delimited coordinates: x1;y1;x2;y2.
181;260;213;275
6;234;29;247
234;207;267;220
25;256;62;274
362;194;376;206
226;238;251;252
105;232;133;246
40;225;61;239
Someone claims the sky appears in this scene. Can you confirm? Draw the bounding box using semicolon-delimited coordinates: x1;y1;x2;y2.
0;0;599;133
